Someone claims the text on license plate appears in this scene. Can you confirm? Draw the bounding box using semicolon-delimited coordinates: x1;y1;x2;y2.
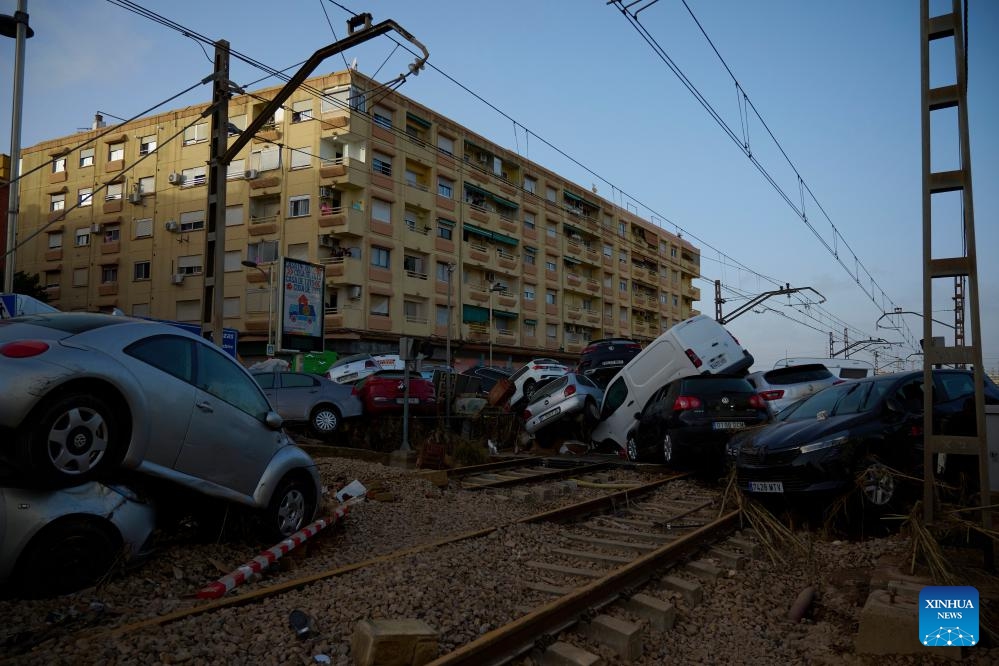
749;481;784;493
539;406;562;422
713;421;744;430
709;355;727;369
396;397;420;404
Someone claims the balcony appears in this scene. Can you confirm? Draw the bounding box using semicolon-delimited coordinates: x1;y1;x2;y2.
496;247;518;270
324;303;363;330
321;255;364;285
405;180;435;211
566;306;582;322
466;323;489;343
585;278;600;294
582;246;601;266
403;222;434;253
319;158;365;190
367;314;394;332
318;205;366;237
403;270;431;298
100;240;120;255
249;214;279;236
320;111;365;137
465;240;491;267
98;282;118;297
248;173;282;196
564;238;583;258
684;284;701;301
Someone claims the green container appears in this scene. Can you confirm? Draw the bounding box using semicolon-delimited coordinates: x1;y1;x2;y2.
299;350;339;374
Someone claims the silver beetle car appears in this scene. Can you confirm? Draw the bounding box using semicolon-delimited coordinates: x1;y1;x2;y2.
0;312;320;541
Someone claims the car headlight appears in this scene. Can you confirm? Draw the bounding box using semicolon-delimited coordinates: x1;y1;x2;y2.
799;434;848;454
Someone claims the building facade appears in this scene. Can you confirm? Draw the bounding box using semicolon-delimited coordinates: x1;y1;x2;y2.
13;70;701;367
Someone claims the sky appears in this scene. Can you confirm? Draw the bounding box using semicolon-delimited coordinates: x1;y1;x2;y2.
1;0;997;374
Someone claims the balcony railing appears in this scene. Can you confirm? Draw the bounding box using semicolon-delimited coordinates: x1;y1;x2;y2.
496;248;516;261
250;214;279;225
405;270;429;280
405;315;428;325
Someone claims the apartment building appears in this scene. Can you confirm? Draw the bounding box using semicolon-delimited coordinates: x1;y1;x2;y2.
13;70;701;366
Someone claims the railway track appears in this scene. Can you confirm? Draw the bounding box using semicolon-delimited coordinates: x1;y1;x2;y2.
450;457;615;490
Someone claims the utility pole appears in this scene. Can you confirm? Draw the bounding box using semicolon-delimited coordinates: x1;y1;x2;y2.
1;0;32;293
202;40;230;345
843;327;849;358
445;262;454;426
713;283;825;325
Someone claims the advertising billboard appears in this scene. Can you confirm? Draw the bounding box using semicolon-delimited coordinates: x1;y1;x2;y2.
278;257;325;352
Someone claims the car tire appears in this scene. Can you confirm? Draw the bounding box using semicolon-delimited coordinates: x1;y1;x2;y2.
16;392;125;487
309;404;341;439
626;436;640;462
260;475;316;543
857;458;896;508
662;433;674;465
12;517;121;598
583;398;600;425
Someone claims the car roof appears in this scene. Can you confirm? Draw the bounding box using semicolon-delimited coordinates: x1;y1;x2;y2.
585;338;637;346
3;311;143;335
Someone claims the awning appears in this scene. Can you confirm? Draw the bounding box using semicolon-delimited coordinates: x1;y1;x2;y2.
564;223;583;236
406;111;431;129
563;256;582;266
463;139;492;156
462;304;489;323
563;189;600;210
463;223;493;241
493;310;518;320
463;182;491;198
463;223;519;247
489;192;518;210
437;218;455;227
523;318;537;325
491;230;518;247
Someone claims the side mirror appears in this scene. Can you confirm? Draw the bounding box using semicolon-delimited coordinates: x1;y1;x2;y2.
265;411;284;430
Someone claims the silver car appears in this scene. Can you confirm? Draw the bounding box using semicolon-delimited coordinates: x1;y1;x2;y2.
0;481;156;597
0;312;320;541
745;363;841;415
522;373;604;435
252;371;363;438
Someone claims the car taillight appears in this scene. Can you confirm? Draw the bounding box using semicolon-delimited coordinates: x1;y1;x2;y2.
0;340;49;358
684;349;702;368
759;390;784;401
627;343;642;351
749;394;766;409
673;395;702;411
582;345;596;355
522;409;532;420
563;384;576;398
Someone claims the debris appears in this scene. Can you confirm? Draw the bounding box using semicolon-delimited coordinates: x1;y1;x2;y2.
288;609;315;639
335;480;368;503
487;439;498;455
313;655;331;664
788;586;816;622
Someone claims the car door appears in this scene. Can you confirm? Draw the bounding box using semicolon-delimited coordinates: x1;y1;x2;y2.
175;341;282;499
254;372;278;411
275;372;321;422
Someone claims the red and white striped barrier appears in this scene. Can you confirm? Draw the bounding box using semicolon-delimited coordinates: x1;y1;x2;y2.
197;504;350;599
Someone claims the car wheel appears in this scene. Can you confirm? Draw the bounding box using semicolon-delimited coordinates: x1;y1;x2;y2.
524;379;538;402
626;436;640;462
583;398;600;425
16;392;124;486
260;475;316;543
13;517;121;598
662;433;674;465
858;459;895;507
309;404;341;438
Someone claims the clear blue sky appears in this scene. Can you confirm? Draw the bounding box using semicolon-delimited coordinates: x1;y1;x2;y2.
2;0;996;374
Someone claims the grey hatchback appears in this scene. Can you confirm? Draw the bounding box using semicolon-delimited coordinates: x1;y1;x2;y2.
252;371;363;438
0;312;320;541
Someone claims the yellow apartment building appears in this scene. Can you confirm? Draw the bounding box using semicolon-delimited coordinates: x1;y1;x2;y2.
12;70;701;367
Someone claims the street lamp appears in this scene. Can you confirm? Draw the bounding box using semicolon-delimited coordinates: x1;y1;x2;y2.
488;281;504;366
242;260;274;356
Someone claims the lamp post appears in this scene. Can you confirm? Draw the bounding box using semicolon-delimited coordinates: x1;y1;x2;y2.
488;281;504;366
242;260;274;356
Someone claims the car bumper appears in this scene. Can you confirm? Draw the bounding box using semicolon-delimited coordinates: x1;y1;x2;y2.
735;447;852;495
525;394;587;434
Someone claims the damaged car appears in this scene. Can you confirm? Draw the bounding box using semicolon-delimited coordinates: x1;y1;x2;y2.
522;373;604;435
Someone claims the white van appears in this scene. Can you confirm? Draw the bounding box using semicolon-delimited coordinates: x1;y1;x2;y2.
591;315;754;452
772;357;873;380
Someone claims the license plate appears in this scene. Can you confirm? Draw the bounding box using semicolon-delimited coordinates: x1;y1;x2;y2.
749;481;784;493
709;356;726;369
396;397;420;404
539;406;562;422
601;359;624;366
713;421;745;430
339;372;358;382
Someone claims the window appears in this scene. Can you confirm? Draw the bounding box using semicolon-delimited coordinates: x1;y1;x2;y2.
108;142;124;162
370;295;389;317
370;246;390;269
225;204;244;227
224;250;241;272
524;321;536;337
138;175;154;194
372;198;392;224
603;244;613;258
250;146;280;172
437;176;453;198
619;306;628;322
194;342;270;419
44;270;60;288
291;99;313;123
180;210;205;232
178;255;203;275
134;218;152;238
105;182;123;201
183;123;208;145
247;240;278;264
545;260;557;272
437;219;454;240
223;297;241;319
546;323;557;341
321;85;364;113
619;221;627;238
436;261;453;283
288;195;310;218
47;231;62;249
671;247;678;258
524;176;537;194
673;295;679;307
50;193;65;211
524;285;536;301
73;267;88;286
523;211;535;230
228;115;247;133
139;135;157;155
437;134;454;155
52;156;66;173
372;105;393;130
287;146;311;170
181;166;206;186
225;159;245;180
133;261;150;281
78;187;93;207
619;280;627;292
404;300;422;321
436;304;449;326
546;223;557;238
101;265;118;284
403;254;425;275
545;289;557;305
79;148;94;168
545;186;557;202
372;151;392;176
75;228;90;247
524;247;536;265
103;224;120;243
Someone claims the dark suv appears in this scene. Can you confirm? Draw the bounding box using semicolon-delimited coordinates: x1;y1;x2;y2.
627;375;769;469
576;338;642;388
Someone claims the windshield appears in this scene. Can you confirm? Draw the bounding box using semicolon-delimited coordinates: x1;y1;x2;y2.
331;353;372;369
782;380;882;420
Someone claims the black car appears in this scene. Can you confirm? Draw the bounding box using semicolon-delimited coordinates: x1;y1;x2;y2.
576;338;642;387
733;369;999;508
459;366;512;396
626;375;770;468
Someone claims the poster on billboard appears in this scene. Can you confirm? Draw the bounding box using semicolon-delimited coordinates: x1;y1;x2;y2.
278;257;325;352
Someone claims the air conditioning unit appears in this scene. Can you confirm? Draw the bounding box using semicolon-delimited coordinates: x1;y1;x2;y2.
164;220;179;232
128;191;143;204
167;172;183;185
319;185;335;198
348;285;362;300
170;273;185;285
319;235;336;248
244;169;259;180
90;223;102;234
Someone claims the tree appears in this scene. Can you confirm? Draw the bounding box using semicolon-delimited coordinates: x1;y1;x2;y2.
12;271;49;302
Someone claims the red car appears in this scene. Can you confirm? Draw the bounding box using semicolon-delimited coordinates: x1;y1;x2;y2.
353;371;437;415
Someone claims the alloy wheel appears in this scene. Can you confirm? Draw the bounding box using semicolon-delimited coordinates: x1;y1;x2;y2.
860;463;895;506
